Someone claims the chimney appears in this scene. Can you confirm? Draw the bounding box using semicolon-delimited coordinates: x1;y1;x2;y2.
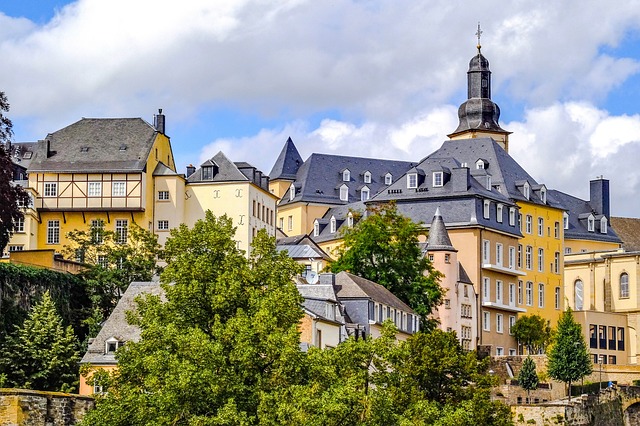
590;177;610;218
154;108;165;134
319;273;335;285
186;164;196;177
452;166;470;192
46;139;56;158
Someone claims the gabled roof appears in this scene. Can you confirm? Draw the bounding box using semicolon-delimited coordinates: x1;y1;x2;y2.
334;271;414;314
278;153;413;206
187;151;250;183
611;217;640;251
152;161;181;176
81;281;164;365
269;137;303;181
29;118;158;173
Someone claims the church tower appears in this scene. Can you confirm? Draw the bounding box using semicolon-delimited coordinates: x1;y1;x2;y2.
448;25;511;152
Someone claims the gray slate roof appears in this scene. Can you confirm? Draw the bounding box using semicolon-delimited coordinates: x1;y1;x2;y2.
29;118;158;173
81;281;163;365
334;271;414;314
611;217;640;251
187;151;270;191
269;137;303;180
279;151;413;207
427;208;456;251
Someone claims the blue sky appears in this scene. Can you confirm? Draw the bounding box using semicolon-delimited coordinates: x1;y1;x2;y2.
2;0;640;216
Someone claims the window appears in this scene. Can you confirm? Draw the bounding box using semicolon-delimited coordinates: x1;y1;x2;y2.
554;252;560;274
483;200;490;219
112;182;126;197
509;207;516;226
287;216;293;231
90;219;104;244
601;217;608;234
509;348;517;356
44;182;57;197
496;281;503;303
158;220;169;230
554;221;560;238
407;173;417;189
14;216;24;233
428;254;434;261
574;280;584;310
482;240;490;263
313;221;319;236
444;299;451;309
590;324;597;348
517;244;522;268
519;213;523;232
115;219;128;244
563;212;569;230
433;171;443;187
385;173;392;185
47;220;60;244
540;188;547;203
496;204;503;222
509;246;515;269
509;316;516;335
538;217;544;236
496;314;503;333
347;212;354;228
485;175;491;190
538;283;545;308
289;184;295;201
279;217;284;230
444;254;451;263
202;166;213;180
339;184;348;201
555;287;561;309
509;283;515;306
461;304;472;318
330;216;336;233
618;327;625;351
463;285;468;298
361;186;370;201
8;245;23;252
476;159;485;169
525;246;532;270
496;243;503;266
88;182;102;197
538;248;544;272
523;182;530;199
483;277;490;302
599;325;607;349
483;311;490;331
588;216;595;232
158;190;170;200
518;280;523;305
525;215;532;234
620;273;630;298
496;347;505;356
342;169;350;182
363;171;371;184
526;281;533;306
97;255;108;268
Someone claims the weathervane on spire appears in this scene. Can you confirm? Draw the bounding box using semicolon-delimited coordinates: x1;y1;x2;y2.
476;22;482;53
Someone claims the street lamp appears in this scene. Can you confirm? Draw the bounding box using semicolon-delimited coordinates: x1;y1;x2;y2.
599;355;604;398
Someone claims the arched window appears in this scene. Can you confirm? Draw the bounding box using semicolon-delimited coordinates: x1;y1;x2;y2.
313;220;319;237
339;184;349;201
289;184;295;201
347;212;354;228
342;169;350;182
384;173;392;185
574;280;584;310
330;216;336;233
363;171;371;184
620;273;629;298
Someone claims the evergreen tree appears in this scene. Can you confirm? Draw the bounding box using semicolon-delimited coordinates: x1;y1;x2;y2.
329;203;443;326
547;308;592;398
518;356;539;403
0;291;80;392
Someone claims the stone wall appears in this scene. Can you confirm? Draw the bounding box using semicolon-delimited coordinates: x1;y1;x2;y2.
512;393;624;426
0;388;93;426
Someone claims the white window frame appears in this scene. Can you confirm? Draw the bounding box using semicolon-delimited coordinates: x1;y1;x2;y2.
555;287;561;309
575;280;584;310
407;173;418;189
483;311;490;331
115;219;128;244
525;246;532;270
554;251;560;274
620;273;630;298
496;314;503;333
538;283;545;308
433;171;443;187
482;240;490;263
496;204;503;223
363;171;371;184
526;281;533;306
509;207;516;226
88;182;102;197
339;184;349;201
523;182;530;200
538;217;544;236
509;246;516;269
496;280;503;304
313;220;320;236
287;216;293;231
44;182;57;197
483;277;490;302
361;186;370;201
157;220;169;230
540;188;547;203
289;184;295;201
347;212;354;228
518;280;523;305
509;283;515;306
385;173;392;185
14;216;24;233
330;216;336;233
525;215;532;234
538;248;544;272
563;212;569;230
601;217;608;234
158;190;170;201
90;219;104;244
496;243;503;266
47;220;60;244
588;215;595;232
112;181;126;197
342;169;350;182
509;316;516;335
483;199;490;219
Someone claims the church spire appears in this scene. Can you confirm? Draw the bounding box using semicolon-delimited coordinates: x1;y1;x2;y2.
448;24;512;151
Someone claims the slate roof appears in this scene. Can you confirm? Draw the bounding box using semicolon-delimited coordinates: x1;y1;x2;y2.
297;283;345;325
269;137;303;180
610;217;640;251
426;208;456;251
152;161;181;176
81;281;163;365
548;189;621;244
8;142;37;170
28;118;158;173
187;151;250;183
334;271;414;314
279;151;413;207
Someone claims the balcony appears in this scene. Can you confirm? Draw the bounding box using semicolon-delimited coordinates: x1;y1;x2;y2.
481;300;526;313
482;263;526;277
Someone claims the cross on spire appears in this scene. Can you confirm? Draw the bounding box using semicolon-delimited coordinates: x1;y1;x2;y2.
476;22;482;53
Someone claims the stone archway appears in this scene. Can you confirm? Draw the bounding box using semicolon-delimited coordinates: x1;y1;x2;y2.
624;401;640;426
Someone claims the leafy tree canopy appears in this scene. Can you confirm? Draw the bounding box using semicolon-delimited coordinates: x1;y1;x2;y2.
329;203;442;326
547;308;592;395
0;291;80;392
518;356;539;401
0;91;30;253
512;314;552;355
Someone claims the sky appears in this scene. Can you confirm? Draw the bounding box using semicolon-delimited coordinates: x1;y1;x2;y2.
2;0;640;216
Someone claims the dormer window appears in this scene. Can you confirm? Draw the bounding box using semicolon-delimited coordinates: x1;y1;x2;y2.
476;159;486;169
342;169;351;182
588;215;595;232
563;212;569;229
486;175;492;191
600;217;608;234
105;337;123;354
483;199;490;219
347;212;354;228
523;182;530;200
407;173;418;189
289;184;295;201
384;173;392;185
313;220;319;237
540;188;547;204
202;166;213;180
361;186;370;201
509;207;516;226
433;171;443;187
330;216;336;233
339;184;349;201
363;171;371;184
497;204;503;223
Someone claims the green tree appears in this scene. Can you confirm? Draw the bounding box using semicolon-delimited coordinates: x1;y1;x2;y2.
547;308;592;398
81;212;305;425
0;91;30;253
64;221;161;330
518;356;539;403
0;291;80;392
329;203;442;326
511;314;552;354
